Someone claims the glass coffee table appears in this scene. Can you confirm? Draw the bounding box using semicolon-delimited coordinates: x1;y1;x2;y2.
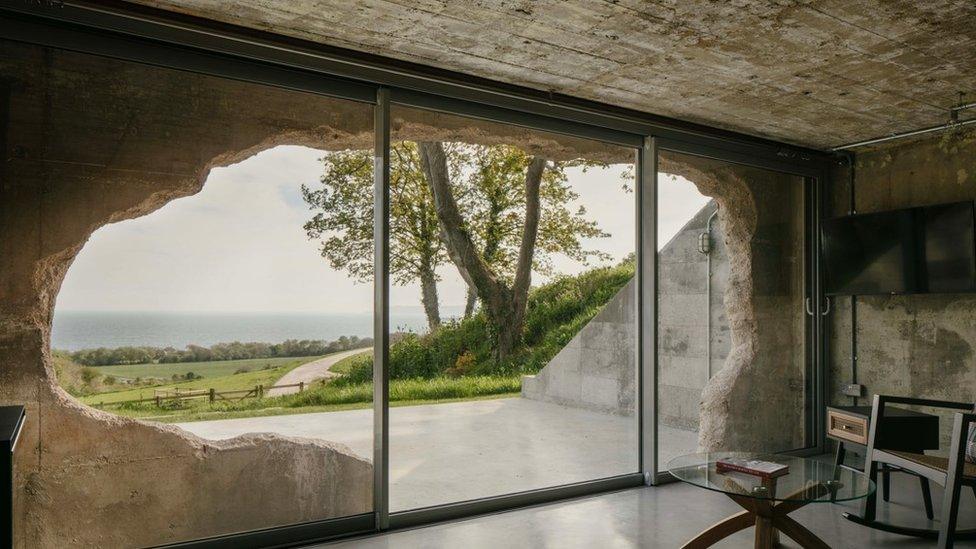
668;452;875;549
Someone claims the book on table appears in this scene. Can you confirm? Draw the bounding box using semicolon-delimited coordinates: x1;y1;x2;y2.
715;457;789;479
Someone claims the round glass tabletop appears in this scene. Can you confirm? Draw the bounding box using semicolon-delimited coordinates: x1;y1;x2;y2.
667;452;875;503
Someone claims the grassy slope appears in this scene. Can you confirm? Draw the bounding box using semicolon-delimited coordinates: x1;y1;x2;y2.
337;262;635;383
52;352;103;395
92;356;313;380
329;352;368;375
80;356;317;405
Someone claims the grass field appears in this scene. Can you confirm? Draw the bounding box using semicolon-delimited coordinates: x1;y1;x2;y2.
92;356;315;381
94;374;522;422
80;356;318;406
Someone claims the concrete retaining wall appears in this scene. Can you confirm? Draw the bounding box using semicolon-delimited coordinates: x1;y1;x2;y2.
521;201;733;428
521;278;637;415
657;202;731;430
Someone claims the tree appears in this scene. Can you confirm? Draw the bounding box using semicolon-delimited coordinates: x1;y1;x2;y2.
451;144;609;317
418;141;608;361
303;143;452;330
305;142;609;345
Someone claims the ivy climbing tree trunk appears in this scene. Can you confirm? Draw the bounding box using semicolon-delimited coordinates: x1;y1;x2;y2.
463;285;478;318
418;140;546;360
418;262;441;329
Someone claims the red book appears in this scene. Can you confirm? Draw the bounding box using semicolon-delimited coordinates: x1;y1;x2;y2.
715;457;789;479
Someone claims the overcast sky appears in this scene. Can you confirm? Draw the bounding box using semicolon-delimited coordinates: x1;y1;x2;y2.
56;145;708;314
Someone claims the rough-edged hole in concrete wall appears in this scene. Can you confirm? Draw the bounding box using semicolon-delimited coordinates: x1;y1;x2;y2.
2;39;383;548
4;36;811;548
2;38;647;548
658;150;809;454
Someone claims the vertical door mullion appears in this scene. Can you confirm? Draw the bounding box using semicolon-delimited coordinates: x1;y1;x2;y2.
638;136;658;484
813;172;827;454
373;87;391;530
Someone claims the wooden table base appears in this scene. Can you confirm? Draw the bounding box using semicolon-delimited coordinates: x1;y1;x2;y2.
681;482;832;549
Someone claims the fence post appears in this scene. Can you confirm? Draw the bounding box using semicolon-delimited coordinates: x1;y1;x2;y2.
155;396;161;407
299;381;304;393
209;388;216;403
258;384;263;399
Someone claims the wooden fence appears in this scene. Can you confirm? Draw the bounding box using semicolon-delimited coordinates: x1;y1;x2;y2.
90;382;307;409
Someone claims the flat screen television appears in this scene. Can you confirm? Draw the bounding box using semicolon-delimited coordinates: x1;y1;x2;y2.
822;201;976;295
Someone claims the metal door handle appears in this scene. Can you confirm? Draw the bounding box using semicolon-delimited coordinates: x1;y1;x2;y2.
805;296;831;316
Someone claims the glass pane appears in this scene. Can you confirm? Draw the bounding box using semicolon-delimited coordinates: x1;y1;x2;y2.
656;150;809;471
386;106;639;510
10;39;377;545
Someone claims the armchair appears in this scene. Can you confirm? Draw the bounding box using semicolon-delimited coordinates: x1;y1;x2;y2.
843;394;976;549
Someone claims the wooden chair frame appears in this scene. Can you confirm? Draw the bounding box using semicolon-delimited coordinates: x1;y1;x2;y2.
843;395;976;549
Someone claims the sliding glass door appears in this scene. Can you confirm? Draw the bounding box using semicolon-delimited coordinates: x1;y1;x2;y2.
385;105;640;511
654;147;815;473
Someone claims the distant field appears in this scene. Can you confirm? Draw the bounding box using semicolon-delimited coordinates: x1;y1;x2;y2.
81;356;318;406
96;375;523;423
92;356;315;381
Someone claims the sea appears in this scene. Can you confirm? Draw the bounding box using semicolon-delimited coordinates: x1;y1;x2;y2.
51;310;451;351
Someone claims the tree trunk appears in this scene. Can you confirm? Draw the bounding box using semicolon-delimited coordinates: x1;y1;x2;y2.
418;141;546;360
464;285;478;318
419;264;441;331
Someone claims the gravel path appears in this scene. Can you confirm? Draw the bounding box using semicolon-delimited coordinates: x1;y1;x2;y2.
267;348;370;396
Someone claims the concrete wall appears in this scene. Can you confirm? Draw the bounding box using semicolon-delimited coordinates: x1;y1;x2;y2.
3;35;820;546
522;165;808;456
521;278;637;415
0;39;636;548
658;201;731;430
521;201;732;426
0;40;379;549
828;127;976;449
670;152;808;453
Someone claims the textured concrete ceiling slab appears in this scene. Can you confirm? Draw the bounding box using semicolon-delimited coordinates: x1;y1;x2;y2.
129;0;976;149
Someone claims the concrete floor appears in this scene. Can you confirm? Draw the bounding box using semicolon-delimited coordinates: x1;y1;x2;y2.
317;471;976;548
177;398;698;510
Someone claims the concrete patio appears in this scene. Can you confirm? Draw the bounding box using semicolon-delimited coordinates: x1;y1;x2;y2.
176;397;698;511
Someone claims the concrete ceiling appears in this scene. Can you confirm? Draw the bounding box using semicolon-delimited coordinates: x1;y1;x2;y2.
129;0;976;150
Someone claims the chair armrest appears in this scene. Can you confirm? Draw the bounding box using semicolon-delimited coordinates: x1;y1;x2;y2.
874;395;974;413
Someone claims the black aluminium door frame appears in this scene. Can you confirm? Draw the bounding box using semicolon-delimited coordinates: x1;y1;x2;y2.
647;137;830;486
0;2;833;547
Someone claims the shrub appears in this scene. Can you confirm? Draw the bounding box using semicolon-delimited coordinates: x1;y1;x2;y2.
80;367;100;384
446;351;476;377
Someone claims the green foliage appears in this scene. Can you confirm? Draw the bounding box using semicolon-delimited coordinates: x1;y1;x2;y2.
109;375;521;418
79;357;312;405
87;356;311;383
80;367;99;384
337;262;634;383
303;143;447;287
63;336;371;367
455;144;610;280
303;142;613;328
